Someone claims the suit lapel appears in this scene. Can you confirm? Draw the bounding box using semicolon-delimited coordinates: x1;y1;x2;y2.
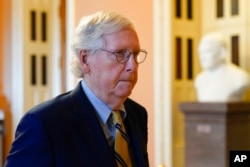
69;82;117;166
124;101;147;167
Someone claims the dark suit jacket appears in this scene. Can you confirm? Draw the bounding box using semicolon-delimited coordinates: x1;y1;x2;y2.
5;82;149;167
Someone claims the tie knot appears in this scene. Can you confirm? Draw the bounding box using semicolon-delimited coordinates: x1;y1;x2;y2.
112;111;123;125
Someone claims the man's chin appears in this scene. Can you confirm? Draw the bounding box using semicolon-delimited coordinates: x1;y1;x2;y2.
116;90;133;99
114;82;135;97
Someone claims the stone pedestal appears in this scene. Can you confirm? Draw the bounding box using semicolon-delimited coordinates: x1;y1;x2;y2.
179;102;250;167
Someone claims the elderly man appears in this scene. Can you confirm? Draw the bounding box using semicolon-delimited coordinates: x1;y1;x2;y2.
5;11;149;167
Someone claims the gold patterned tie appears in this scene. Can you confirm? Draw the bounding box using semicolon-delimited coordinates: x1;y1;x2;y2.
112;111;132;167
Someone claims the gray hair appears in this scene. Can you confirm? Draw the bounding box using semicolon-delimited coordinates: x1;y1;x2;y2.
70;11;135;78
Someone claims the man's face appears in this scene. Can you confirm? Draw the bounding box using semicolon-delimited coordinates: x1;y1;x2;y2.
198;40;223;70
83;28;140;105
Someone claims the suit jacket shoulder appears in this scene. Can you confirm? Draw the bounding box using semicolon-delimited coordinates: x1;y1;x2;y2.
5;82;117;167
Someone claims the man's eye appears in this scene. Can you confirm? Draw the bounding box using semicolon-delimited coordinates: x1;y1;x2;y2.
114;51;123;57
117;51;124;55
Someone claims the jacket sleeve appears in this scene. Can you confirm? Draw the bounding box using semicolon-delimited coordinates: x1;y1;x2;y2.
4;113;53;167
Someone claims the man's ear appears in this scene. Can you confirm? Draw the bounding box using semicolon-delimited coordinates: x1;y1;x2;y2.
79;50;90;73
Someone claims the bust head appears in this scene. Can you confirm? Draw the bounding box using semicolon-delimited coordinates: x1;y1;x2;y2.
198;32;227;71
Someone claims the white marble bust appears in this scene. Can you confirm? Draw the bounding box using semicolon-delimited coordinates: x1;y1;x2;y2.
195;32;250;102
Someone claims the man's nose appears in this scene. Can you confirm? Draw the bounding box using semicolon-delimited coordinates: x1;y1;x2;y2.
126;55;138;72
